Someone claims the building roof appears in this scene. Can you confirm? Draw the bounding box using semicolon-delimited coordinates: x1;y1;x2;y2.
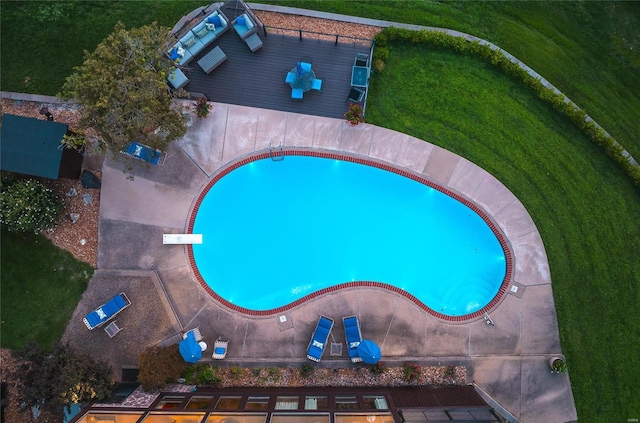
0;114;69;179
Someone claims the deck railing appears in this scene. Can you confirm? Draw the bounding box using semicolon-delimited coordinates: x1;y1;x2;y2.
262;25;374;47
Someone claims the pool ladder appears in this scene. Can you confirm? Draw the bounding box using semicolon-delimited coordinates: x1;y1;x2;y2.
269;143;284;161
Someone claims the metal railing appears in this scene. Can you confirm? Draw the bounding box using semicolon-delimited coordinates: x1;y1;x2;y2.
262;25;374;47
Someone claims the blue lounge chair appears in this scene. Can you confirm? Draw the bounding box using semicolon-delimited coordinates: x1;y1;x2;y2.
306;316;334;362
122;141;163;165
311;79;323;91
291;88;303;100
285;72;297;85
343;315;363;363
83;292;131;330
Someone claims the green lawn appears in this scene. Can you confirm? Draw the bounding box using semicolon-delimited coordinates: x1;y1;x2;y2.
1;1;639;421
0;229;94;350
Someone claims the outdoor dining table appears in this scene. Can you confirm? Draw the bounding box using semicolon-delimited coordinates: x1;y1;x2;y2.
289;66;316;92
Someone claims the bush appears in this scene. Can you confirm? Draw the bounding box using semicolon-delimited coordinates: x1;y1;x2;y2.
138;345;187;391
300;363;314;378
402;362;420;383
369;362;386;376
0;177;61;232
344;103;365;126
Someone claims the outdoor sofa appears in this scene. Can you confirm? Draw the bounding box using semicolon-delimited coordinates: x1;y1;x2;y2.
167;8;230;66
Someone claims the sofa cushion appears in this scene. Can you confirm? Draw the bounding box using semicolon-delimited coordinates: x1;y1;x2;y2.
245;16;254;29
207;14;222;26
183;35;197;48
195;25;209;38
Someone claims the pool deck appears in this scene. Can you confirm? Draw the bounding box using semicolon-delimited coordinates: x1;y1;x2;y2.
65;101;577;422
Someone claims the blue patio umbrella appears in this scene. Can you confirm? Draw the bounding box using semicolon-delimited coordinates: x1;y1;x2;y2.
356;339;381;364
179;331;202;363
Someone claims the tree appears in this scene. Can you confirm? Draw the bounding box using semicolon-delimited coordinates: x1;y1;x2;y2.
14;342;113;417
59;22;187;155
138;344;187;391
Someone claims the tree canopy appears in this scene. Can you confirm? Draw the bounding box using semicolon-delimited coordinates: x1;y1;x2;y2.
60;22;187;154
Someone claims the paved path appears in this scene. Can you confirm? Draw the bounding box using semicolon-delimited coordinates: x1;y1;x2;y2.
92;100;576;422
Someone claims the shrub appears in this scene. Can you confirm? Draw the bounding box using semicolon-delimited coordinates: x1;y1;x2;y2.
402;362;420;383
193;96;212;118
344;103;365;126
300;363;314;378
230;365;243;377
0;177;61;233
369;362;386;376
444;365;456;379
138;345;187;391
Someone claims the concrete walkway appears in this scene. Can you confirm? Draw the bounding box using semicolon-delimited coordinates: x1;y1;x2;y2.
87;100;577;422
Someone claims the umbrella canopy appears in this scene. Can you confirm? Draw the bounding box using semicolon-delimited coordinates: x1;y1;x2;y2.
179;331;202;363
356;339;381;364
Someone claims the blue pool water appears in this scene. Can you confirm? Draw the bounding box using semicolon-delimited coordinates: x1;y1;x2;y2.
192;156;506;316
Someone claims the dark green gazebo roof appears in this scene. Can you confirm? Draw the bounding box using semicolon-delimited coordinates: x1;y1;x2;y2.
0;114;69;179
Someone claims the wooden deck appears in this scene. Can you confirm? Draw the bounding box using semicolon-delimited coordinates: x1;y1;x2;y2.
182;4;372;119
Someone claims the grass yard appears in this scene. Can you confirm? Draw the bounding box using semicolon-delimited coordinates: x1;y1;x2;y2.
1;1;639;421
366;41;640;423
0;229;94;350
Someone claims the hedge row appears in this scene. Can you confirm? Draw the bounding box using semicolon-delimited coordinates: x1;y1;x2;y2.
374;27;640;186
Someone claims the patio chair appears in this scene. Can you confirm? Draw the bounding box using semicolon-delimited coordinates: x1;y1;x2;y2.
291;88;303;100
311;79;323;91
306;315;334;362
300;61;312;73
343;315;363;363
354;52;369;67
348;87;365;104
83;292;131;330
183;327;203;342
212;339;228;359
285;72;297;85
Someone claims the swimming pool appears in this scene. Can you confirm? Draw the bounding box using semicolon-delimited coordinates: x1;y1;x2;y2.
190;151;511;319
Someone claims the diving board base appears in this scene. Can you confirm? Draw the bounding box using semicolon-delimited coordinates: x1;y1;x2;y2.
163;234;203;244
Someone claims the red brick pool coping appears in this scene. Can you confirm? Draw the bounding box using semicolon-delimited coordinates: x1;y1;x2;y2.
187;149;514;322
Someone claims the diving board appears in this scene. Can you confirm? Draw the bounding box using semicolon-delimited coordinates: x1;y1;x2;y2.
163;234;203;244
